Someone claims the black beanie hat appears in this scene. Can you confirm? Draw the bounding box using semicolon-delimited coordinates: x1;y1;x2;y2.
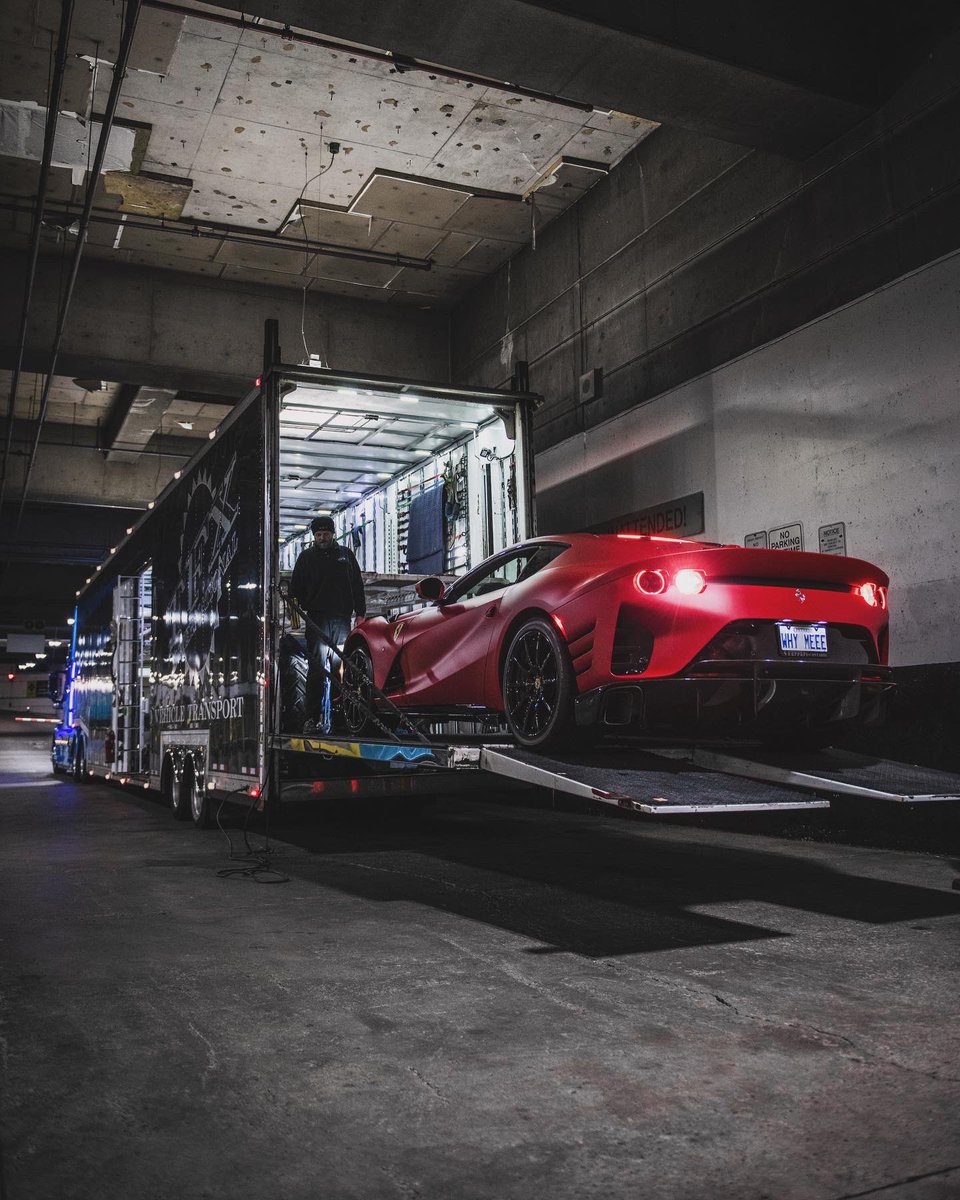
311;516;336;534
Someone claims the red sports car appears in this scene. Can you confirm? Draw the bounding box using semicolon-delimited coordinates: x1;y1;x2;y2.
342;534;891;748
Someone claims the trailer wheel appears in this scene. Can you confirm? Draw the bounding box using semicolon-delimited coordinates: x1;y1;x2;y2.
185;761;213;829
342;644;374;736
72;737;87;782
502;617;576;750
166;757;190;820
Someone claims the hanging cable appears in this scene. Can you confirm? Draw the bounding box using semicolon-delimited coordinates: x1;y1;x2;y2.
0;0;77;511
10;0;144;543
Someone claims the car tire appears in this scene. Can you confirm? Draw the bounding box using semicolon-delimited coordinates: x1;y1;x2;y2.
502;617;576;750
342;644;374;737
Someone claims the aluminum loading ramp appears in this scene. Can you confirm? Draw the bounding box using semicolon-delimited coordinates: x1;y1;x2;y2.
649;746;960;804
479;747;829;816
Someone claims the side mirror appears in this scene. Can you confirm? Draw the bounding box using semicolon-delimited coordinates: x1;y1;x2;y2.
415;576;446;602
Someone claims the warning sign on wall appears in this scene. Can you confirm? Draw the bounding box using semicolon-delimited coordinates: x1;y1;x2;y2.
744;530;768;549
768;523;803;552
818;522;847;555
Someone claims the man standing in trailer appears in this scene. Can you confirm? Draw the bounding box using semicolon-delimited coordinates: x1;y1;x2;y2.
291;516;366;735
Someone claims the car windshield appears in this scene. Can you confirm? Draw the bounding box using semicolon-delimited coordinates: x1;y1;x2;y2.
445;543;568;603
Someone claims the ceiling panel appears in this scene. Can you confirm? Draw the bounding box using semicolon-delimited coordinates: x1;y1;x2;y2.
351;173;472;227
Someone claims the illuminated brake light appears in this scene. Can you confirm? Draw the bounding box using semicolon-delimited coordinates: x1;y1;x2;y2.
635;569;666;595
859;582;882;608
674;568;706;596
248;785;260;798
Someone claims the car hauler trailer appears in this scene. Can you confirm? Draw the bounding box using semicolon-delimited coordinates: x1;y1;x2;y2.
52;319;960;824
53;319;539;820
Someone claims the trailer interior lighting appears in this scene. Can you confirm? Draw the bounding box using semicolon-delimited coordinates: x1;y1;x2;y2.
173;470;182;479
110;547;116;554
36;653;46;660
126;527;134;535
238;582;258;590
21;661;36;668
147;501;154;509
674;569;707;595
208;430;216;439
47;641;63;647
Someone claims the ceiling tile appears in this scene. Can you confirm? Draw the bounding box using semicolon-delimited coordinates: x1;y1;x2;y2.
370;222;443;259
351;172;471;228
216;239;315;274
444;194;532;242
286;201;390;248
311;254;402;288
455;236;517;273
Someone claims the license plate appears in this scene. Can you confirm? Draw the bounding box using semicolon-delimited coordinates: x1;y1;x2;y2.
777;623;828;656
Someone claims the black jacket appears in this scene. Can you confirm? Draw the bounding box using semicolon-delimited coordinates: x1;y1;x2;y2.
291;543;366;619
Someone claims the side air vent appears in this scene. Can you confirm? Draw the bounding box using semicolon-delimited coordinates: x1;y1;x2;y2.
611;606;654;675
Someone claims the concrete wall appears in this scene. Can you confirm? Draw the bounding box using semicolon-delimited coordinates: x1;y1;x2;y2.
450;28;960;669
1;253;451;394
536;250;960;667
451;24;960;449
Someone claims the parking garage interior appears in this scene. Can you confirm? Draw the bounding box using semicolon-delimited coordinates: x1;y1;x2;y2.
2;2;959;1197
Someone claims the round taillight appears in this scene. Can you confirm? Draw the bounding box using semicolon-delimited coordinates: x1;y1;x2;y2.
859;582;881;607
635;569;666;595
674;569;706;596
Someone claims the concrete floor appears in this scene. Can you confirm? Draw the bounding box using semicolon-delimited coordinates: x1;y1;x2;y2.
1;727;959;1200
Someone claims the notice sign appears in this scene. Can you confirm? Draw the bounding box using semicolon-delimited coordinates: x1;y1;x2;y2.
768;522;803;552
818;522;846;555
590;491;705;538
744;530;768;549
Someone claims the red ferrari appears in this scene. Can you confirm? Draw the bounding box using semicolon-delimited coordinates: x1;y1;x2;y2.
342;534;891;748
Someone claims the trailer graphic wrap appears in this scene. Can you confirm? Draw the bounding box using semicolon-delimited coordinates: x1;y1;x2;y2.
150;398;265;779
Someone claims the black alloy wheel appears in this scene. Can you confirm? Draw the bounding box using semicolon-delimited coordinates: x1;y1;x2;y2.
342;644;374;736
502;617;575;749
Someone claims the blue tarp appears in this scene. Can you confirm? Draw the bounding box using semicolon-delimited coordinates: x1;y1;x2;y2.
406;483;445;575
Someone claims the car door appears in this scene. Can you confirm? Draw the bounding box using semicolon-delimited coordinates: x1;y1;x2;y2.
397;550;533;705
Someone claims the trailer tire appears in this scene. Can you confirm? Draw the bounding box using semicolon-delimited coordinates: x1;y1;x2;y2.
185;760;212;829
342;644;375;736
502;617;576;750
166;757;190;820
72;737;87;782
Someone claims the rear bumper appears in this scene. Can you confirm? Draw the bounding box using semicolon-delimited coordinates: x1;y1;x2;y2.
574;660;893;734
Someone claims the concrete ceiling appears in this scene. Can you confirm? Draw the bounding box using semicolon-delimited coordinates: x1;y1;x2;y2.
0;0;658;309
